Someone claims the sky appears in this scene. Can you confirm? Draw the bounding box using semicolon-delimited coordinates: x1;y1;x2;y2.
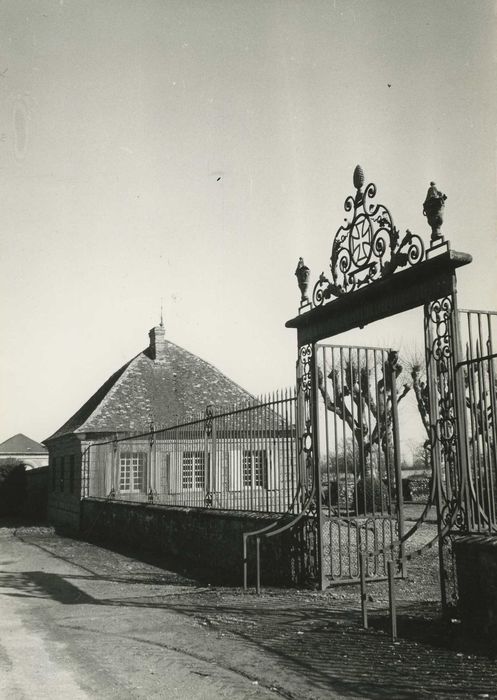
0;0;496;445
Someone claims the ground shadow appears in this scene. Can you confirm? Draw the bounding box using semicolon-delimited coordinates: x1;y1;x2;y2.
368;602;497;658
2;561;497;700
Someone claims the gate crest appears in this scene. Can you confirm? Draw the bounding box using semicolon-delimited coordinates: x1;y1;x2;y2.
309;165;424;304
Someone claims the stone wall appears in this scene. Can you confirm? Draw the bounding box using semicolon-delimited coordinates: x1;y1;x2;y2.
47;435;88;531
454;534;497;642
81;498;312;587
24;466;48;521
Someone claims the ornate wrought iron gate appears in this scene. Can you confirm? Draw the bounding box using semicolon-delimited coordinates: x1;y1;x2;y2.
459;309;497;533
314;344;404;585
286;165;473;600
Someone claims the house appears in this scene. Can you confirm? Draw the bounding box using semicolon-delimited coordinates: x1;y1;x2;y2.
44;322;264;530
0;433;48;469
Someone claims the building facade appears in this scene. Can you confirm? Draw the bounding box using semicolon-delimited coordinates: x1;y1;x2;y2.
44;323;258;530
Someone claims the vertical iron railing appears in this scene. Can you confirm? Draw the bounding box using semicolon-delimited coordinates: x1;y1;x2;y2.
458;309;497;533
315;344;404;584
84;388;298;515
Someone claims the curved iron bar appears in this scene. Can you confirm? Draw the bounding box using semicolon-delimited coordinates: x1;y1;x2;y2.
242;482;305;591
359;494;464;632
458;462;497;533
263;488;315;541
358;475;437;564
354;421;474;570
358;456;468;637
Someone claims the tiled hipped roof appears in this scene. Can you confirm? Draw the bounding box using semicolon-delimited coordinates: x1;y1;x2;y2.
45;338;254;442
0;433;48;454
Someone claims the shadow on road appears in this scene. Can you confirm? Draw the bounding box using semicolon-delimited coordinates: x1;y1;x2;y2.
1;564;497;700
3;528;497;700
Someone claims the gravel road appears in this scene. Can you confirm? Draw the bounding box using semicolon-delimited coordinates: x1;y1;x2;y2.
1;523;496;699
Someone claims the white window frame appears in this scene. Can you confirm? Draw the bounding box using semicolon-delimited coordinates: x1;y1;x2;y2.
242;449;268;489
182;451;206;491
119;451;147;493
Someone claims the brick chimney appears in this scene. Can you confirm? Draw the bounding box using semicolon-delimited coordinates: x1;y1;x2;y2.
148;323;166;360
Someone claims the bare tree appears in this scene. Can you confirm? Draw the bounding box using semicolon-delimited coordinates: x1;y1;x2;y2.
317;353;410;474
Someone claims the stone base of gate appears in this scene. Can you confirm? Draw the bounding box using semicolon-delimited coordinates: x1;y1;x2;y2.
454;534;497;642
80;498;315;587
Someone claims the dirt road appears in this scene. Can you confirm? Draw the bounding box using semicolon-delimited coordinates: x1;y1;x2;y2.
1;525;496;699
0;528;284;699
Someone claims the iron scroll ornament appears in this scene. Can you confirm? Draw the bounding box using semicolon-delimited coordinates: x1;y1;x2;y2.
313;166;424;304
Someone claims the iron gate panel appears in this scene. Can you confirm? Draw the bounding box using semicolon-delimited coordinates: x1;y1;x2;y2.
315;344;404;584
459;310;497;533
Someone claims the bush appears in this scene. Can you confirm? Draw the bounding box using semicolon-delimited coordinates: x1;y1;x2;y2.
354;477;389;514
403;475;431;503
321;478;355;511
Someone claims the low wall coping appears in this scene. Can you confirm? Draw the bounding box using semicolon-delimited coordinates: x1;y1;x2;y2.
454;534;497;549
83;497;282;524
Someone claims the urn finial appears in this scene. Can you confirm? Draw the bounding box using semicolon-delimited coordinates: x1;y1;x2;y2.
295;257;310;305
353;165;365;191
423;181;447;243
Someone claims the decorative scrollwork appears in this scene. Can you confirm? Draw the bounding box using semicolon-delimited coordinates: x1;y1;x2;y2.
299;344;313;394
298;344;315;501
440;497;465;531
312;165;425;304
425;295;467;534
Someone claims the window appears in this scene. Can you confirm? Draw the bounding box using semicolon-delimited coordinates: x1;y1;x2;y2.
243;450;267;488
51;457;57;492
69;455;75;494
59;456;65;492
182;451;206;490
119;452;147;493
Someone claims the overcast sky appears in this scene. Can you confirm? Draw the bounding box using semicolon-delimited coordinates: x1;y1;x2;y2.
0;0;495;444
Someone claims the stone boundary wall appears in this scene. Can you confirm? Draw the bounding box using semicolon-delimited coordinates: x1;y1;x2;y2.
454;534;497;642
24;466;48;521
80;498;311;587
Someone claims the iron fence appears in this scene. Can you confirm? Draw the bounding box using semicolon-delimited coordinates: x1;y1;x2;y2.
315;343;404;583
83;388;298;515
459;309;497;533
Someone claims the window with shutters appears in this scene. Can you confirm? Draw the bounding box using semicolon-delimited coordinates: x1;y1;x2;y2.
119;452;147;493
242;450;268;489
182;451;206;490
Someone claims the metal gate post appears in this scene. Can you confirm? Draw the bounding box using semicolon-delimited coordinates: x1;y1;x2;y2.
295;342;322;587
311;343;325;590
82;444;90;499
204;405;213;505
424;277;470;610
424;300;450;611
388;351;406;574
449;277;472;529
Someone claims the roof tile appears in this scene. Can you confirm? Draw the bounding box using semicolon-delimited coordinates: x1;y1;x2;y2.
45;339;255;441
